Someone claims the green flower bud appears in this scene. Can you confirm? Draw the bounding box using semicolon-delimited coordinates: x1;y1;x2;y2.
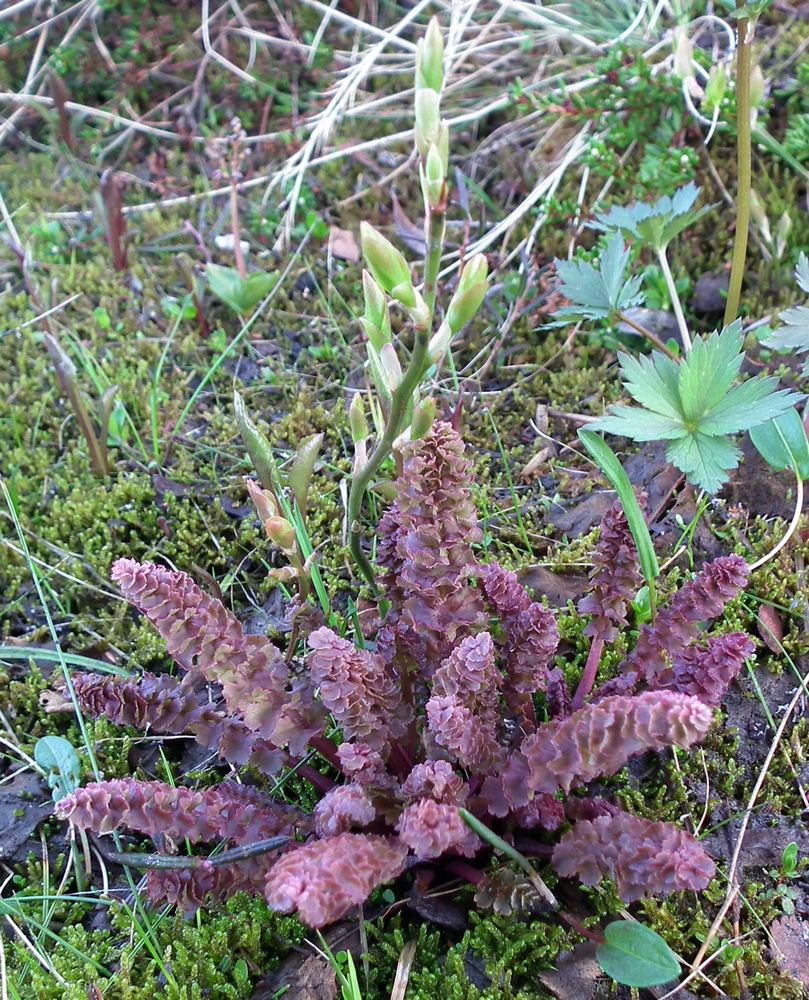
361;270;391;349
428;320;452;363
446;255;489;332
436;121;449;173
420;144;445;209
391;281;417;310
457;253;488;294
349;393;368;443
360;222;412;294
704;62;727;111
265;515;297;553
416;17;444;93
380;343;403;391
360;317;390;352
415;88;440;158
362;270;389;329
446;283;487;333
411;397;437;440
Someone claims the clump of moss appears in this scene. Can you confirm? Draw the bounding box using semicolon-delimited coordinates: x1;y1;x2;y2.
364;910;571;1000
13;894;306;1000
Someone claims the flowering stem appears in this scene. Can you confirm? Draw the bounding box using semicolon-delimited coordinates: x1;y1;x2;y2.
724;7;752;328
231;182;247;280
572;634;605;710
347;207;446;587
655;247;691;353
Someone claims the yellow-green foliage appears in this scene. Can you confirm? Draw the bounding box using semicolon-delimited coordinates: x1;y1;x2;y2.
11;895;306;1000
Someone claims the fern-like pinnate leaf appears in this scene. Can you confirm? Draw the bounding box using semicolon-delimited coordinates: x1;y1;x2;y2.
554;233;644;322
593;183;714;252
765;253;809;375
590;322;802;492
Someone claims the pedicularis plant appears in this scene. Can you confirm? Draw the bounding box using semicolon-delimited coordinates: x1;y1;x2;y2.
60;421;752;927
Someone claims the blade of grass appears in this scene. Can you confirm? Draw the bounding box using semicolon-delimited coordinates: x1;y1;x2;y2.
578;429;659;615
0;478;179;990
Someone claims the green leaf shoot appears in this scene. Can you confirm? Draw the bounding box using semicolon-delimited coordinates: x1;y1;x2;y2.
593;183;715;253
554;233;644;322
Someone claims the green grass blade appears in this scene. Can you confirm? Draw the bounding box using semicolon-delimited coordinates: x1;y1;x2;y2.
577;430;660;603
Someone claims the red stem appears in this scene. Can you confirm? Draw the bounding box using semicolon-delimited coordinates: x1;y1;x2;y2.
571;634;605;710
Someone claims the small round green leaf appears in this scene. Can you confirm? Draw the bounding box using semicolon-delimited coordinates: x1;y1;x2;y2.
597;920;680;988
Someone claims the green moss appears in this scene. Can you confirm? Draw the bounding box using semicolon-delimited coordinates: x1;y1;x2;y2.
11;895;306;1000
364;910;571;1000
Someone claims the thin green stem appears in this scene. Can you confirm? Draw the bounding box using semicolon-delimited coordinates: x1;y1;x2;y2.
422;209;445;315
724;10;752;328
347;208;446;587
655;248;691;353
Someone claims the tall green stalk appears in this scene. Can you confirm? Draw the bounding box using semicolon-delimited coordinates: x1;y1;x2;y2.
347;207;446;587
724;7;753;328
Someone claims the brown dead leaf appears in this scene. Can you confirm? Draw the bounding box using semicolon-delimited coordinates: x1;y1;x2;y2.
40;688;72;713
521;446;555;481
757;604;784;653
392;195;426;255
771;914;809;986
329;226;360;263
518;566;589;606
537;942;601;999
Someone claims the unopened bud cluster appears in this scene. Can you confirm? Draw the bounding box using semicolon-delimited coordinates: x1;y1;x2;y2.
245;480;297;555
415;17;448;210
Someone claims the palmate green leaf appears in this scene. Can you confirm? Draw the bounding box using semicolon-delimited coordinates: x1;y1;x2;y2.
699;378;799;436
677;320;744;422
554;233;643;321
593;183;715;253
590;406;686;441
665;433;742;495
765;254;809;366
590;324;803;492
617;351;681;419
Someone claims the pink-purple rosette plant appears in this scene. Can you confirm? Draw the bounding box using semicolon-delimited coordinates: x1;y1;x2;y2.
58;422;753;927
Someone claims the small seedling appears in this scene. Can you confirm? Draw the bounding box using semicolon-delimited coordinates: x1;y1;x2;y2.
206;263;278;315
44;333;119;478
34;736;81;802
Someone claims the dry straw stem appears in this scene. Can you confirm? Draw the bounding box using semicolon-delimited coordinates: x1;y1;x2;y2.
685;660;809;983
